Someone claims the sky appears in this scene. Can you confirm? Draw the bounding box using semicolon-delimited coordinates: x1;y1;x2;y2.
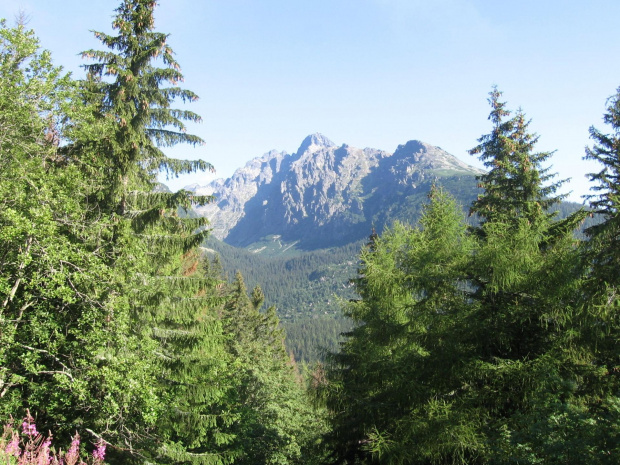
2;0;620;202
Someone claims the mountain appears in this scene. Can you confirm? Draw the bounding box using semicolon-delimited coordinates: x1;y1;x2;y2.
186;134;592;362
190;133;483;252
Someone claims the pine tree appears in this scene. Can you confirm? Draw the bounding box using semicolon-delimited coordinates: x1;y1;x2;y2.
567;86;620;462
584;86;620;286
325;188;476;464
469;87;568;229
324;91;591;464
465;90;597;463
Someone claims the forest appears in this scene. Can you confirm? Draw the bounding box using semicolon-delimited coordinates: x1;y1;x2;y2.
205;200;594;364
1;1;619;464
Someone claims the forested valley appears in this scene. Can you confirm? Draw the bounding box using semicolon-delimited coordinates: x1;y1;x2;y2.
205;200;594;364
1;1;620;464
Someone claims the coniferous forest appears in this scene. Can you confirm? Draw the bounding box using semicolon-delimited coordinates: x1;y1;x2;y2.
1;1;620;464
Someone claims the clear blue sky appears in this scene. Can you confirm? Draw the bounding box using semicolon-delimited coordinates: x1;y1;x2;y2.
2;0;620;201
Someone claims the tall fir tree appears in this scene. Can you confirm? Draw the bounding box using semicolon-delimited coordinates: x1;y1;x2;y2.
465;90;597;463
468;87;577;231
572;86;620;462
584;86;620;286
466;88;582;361
76;2;235;463
222;271;328;465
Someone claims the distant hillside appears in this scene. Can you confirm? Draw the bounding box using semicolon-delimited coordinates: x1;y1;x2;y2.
188;135;595;361
189;133;483;252
204;236;361;318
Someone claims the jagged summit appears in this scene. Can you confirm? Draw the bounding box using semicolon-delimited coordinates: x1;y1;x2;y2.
393;139;482;172
395;140;427;152
296;133;336;154
188;135;482;250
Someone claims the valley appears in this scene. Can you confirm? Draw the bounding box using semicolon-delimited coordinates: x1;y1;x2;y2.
186;133;590;361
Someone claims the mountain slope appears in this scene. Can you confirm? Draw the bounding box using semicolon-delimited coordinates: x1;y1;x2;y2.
191;133;482;251
188;135;594;362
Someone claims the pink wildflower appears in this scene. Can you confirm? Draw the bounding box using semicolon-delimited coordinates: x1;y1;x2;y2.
4;431;20;457
21;411;38;437
22;420;38;436
37;436;52;465
63;434;81;465
92;439;106;463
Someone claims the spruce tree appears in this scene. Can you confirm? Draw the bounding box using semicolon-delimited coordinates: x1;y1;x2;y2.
466;88;580;358
469;87;575;230
465;89;594;463
76;2;235;462
222;272;327;465
79;0;212;210
571;86;620;462
584;86;620;286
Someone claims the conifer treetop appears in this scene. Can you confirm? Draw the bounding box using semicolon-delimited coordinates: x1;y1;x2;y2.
585;86;620;216
81;0;213;196
469;87;566;227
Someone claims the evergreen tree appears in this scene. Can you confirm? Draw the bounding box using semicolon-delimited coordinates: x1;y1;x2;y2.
568;86;620;462
222;272;328;465
79;0;212;210
325;188;476;464
324;91;592;464
584;86;620;286
465;90;595;463
75;2;234;462
469;87;568;228
466;88;582;362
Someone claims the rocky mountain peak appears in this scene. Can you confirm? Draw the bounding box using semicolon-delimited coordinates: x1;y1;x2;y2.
190;134;482;250
393;139;481;173
296;133;336;155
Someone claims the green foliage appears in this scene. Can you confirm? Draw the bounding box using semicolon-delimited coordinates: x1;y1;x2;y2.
204;239;361;363
0;6;330;464
72;2;237;462
325;188;476;464
584;86;620;286
206;237;361;319
469;87;567;227
461;91;619;465
323;90;620;465
4;6;620;463
220;271;329;465
284;318;354;363
0;19;160;450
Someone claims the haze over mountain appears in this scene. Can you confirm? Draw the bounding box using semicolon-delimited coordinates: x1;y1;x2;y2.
187;133;483;252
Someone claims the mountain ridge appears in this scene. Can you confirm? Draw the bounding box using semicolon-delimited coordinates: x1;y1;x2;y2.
189;134;483;251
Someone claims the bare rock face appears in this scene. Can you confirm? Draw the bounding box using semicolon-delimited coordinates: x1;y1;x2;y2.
188;134;482;250
193;149;288;238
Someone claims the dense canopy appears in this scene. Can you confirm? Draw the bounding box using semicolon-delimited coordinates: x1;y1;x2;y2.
1;2;619;464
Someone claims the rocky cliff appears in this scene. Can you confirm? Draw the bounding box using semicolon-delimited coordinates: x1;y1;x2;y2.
190;134;482;251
